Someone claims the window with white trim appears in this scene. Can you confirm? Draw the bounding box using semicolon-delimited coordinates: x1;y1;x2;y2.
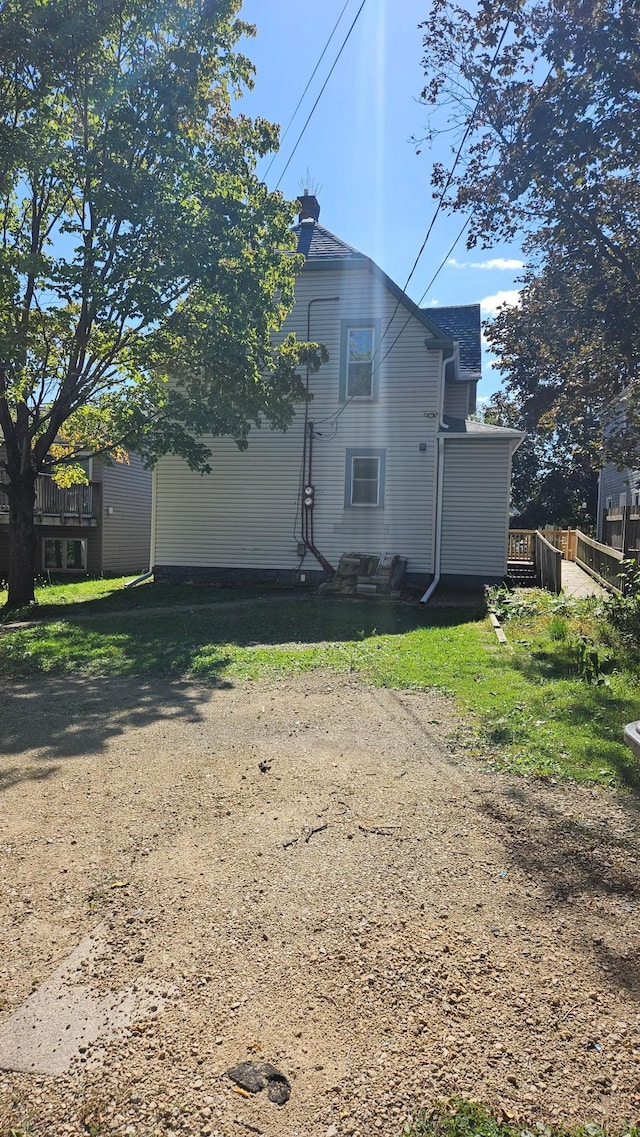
346;327;374;397
345;448;386;508
339;320;380;402
606;496;613;509
43;537;87;572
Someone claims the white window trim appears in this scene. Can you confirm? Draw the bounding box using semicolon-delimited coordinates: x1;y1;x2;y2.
42;537;88;573
346;326;375;399
344;448;386;509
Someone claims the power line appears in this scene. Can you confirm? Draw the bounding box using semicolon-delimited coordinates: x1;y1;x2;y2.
312;214;472;432
375;65;557;372
263;0;353;184
313;35;556;431
274;0;368;191
377;9;515;359
375;216;472;372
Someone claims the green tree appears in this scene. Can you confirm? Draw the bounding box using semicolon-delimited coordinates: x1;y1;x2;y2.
485;391;599;530
0;0;321;609
420;0;640;468
485;243;640;480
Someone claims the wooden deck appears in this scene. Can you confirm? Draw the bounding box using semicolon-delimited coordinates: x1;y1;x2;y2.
561;560;607;599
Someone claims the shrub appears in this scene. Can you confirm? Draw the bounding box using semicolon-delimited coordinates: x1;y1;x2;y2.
602;559;640;669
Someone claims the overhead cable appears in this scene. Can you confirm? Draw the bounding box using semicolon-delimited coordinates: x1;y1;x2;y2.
274;0;368;190
263;0;353;183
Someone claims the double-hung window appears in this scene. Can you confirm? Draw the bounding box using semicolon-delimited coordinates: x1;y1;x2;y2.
339;320;380;402
345;448;386;508
346;327;374;397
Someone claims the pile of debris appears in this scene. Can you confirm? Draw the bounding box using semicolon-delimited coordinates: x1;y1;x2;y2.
322;552;407;598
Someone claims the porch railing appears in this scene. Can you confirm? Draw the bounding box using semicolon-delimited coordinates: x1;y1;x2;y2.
576;530;624;593
508;528;577;563
0;477;100;520
535;530;562;594
35;477;99;518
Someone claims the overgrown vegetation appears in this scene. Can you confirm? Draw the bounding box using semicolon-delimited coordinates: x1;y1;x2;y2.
403;1099;638;1137
601;559;640;668
0;579;638;789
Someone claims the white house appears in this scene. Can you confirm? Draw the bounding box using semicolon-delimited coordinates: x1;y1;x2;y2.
151;195;523;592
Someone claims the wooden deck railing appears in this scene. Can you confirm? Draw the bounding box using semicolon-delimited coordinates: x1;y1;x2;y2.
35;477;99;518
576;530;624;593
507;529;535;561
508;528;576;562
0;477;100;520
535;530;563;594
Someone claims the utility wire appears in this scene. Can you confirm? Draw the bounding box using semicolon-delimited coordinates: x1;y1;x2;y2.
378;6;515;351
263;0;353;183
312;214;472;432
275;0;368;190
313;54;557;431
375;65;556;372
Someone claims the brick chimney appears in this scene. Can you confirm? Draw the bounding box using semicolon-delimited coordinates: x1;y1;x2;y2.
297;194;320;223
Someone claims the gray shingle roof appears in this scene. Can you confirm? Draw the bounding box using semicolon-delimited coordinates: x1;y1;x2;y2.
293;221;363;260
440;416;523;439
423;304;481;378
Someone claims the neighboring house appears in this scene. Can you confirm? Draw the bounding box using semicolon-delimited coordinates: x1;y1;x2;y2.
0;451;152;578
597;462;640;553
152;195;523;592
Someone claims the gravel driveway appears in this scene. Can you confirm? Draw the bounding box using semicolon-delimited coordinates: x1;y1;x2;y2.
1;672;639;1137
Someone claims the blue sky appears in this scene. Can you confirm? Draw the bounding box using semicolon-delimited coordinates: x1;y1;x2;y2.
237;0;523;404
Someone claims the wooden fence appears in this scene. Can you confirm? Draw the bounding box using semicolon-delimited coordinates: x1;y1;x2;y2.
600;506;640;558
576;530;624;593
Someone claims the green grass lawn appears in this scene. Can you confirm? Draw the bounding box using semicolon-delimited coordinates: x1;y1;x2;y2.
0;575;262;616
0;580;638;789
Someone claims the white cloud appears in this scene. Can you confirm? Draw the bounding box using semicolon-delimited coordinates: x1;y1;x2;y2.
480;289;521;317
424;298;440;306
448;257;524;271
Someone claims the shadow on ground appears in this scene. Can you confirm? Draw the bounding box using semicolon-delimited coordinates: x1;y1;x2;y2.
0;674;226;767
0;594;484;679
481;782;640;905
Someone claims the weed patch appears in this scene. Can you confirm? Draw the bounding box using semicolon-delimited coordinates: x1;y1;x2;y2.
403;1100;638;1137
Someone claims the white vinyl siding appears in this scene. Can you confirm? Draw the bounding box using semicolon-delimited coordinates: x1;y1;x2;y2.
154;263;442;577
440;438;515;578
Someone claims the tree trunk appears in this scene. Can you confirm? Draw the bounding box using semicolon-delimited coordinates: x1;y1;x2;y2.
5;473;37;609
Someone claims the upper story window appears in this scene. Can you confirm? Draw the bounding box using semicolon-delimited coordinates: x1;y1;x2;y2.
347;327;374;397
339;319;380;402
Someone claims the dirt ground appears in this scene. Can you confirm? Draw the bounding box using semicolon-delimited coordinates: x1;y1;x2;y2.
1;671;639;1137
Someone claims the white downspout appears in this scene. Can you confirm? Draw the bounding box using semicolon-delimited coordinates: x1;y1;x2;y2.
125;464;157;588
420;348;455;605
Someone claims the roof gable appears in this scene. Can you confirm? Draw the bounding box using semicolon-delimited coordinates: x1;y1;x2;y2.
293;220;452;344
